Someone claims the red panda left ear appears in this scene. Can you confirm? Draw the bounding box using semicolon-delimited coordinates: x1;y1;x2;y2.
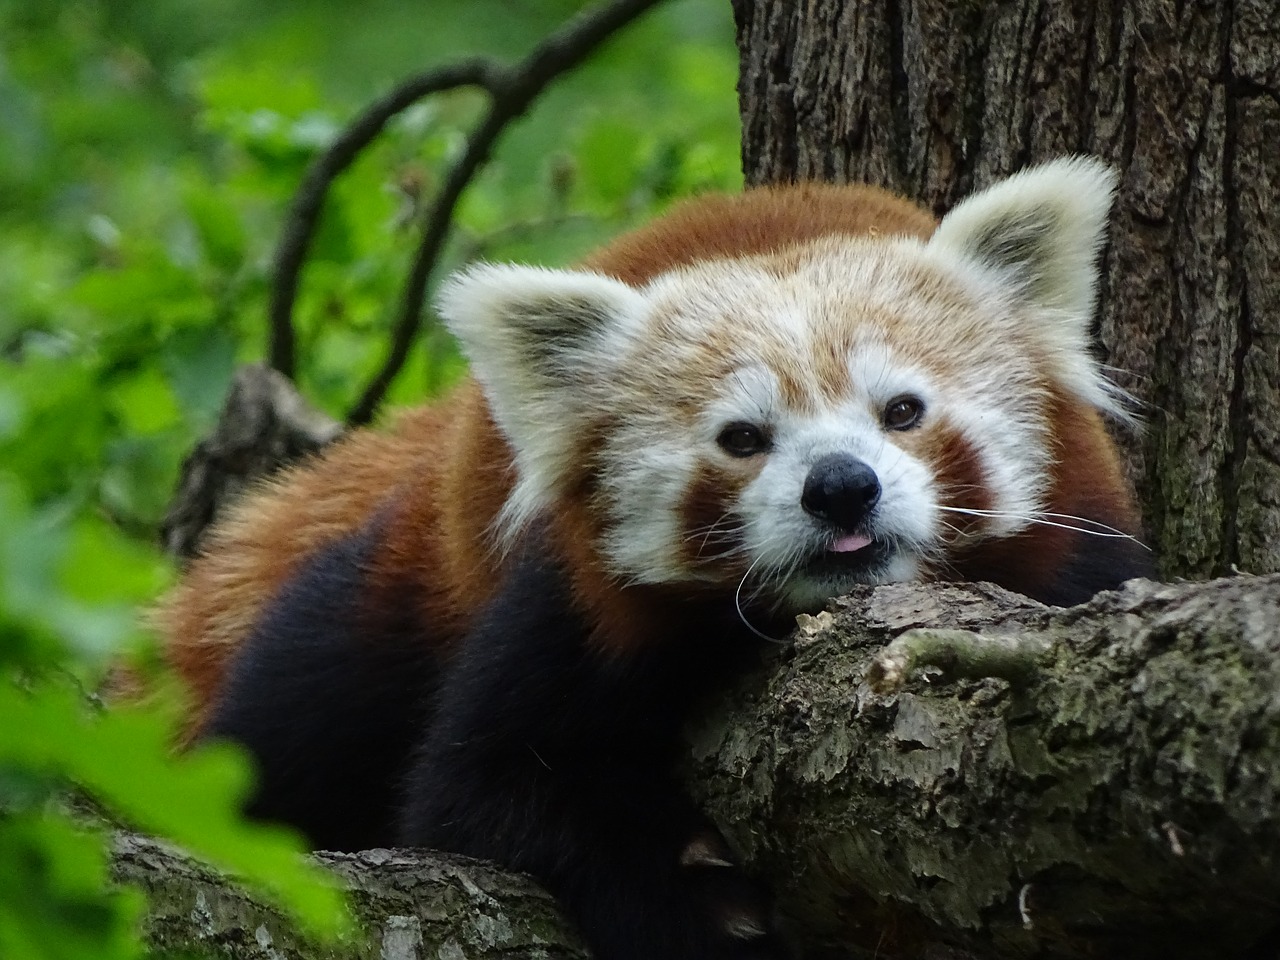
438;263;645;368
929;156;1117;325
437;263;647;535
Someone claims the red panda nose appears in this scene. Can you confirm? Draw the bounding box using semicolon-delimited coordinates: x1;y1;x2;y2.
801;454;881;532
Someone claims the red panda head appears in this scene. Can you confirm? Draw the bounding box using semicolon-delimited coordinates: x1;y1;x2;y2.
438;158;1128;614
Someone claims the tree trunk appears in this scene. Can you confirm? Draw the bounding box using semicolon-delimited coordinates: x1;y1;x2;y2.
733;0;1280;582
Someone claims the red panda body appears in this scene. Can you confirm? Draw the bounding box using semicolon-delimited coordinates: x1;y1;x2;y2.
158;163;1152;960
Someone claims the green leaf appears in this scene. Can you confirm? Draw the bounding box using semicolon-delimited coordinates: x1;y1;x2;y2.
0;682;351;939
108;367;182;436
183;182;247;272
0;814;146;960
576;115;649;208
59;515;167;608
0;381;25;442
70;260;201;328
161;323;238;426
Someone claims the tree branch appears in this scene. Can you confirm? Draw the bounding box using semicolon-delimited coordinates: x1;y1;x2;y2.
690;575;1280;959
258;0;668;411
345;0;668;426
159;365;341;562
267;61;497;378
110;834;588;960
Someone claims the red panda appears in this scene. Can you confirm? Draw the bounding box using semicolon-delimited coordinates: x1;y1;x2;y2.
156;158;1152;960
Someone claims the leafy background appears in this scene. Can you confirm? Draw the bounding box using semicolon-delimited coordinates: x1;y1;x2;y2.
0;1;740;955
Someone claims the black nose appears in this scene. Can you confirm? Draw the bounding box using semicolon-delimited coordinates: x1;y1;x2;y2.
801;454;881;531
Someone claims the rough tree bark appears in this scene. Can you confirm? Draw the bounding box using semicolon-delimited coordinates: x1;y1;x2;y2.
733;0;1280;582
159;366;341;562
110;835;589;960
691;576;1280;959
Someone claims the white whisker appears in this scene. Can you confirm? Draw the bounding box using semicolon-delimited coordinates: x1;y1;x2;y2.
735;553;786;644
937;506;1151;550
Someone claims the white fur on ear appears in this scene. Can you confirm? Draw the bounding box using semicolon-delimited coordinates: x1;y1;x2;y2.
929;156;1117;321
436;263;648;537
437;262;646;375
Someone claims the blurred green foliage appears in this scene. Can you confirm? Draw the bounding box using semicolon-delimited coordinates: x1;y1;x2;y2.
0;0;740;956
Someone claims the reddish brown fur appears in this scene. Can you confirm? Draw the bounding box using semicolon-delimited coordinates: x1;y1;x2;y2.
581;183;937;284
156;183;1136;725
679;462;753;574
923;424;995;542
949;389;1140;596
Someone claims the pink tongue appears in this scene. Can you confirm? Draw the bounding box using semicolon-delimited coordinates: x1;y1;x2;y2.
830;533;873;553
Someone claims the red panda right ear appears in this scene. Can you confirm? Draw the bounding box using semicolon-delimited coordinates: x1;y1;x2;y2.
436;263;647;535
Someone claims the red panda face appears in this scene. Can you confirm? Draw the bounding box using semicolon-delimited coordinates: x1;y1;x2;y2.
439;158;1126;615
591;242;1063;613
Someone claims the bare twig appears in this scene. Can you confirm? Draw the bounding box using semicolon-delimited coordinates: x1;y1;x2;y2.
268;61;498;377
346;0;668;426
864;627;1052;693
261;0;668;412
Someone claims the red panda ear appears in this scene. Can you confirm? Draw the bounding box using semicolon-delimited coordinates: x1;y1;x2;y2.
438;263;645;369
437;263;647;533
929;156;1117;324
437;261;646;418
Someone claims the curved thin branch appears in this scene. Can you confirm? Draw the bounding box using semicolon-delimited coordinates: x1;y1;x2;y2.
345;0;669;426
267;60;498;377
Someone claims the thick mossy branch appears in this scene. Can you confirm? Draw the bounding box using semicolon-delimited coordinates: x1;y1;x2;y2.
690;575;1280;959
118;576;1280;959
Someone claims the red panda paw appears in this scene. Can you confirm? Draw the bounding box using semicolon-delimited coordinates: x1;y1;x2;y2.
675;829;791;959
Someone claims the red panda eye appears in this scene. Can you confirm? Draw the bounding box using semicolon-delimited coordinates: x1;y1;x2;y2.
717;423;770;457
883;395;925;431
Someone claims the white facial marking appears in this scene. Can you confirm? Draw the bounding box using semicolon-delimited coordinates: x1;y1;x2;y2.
735;394;941;612
601;438;699;584
702;364;778;438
